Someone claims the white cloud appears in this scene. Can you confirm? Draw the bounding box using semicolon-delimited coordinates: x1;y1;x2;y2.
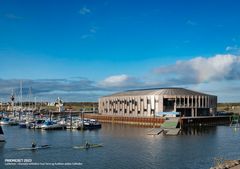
226;45;240;54
155;54;240;84
79;7;91;15
90;27;97;33
100;74;140;88
81;26;98;40
81;34;94;39
0;78;100;102
186;20;197;26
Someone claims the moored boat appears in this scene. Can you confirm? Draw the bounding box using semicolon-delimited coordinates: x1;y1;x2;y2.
77;119;102;130
0;118;10;125
41;121;66;130
0;126;5;142
8;119;19;126
29;119;45;129
19;120;28;128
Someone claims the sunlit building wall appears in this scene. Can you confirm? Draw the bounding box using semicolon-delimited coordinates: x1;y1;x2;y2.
99;88;217;117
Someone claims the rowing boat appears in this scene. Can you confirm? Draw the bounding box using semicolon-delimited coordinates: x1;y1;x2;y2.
17;145;51;151
73;144;103;149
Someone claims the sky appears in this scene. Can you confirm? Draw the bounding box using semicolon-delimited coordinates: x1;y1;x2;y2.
0;0;240;102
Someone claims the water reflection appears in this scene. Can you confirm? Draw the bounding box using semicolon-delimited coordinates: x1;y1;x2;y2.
0;142;5;149
181;126;217;135
1;124;240;169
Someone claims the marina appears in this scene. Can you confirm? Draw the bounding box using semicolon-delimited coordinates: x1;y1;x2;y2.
0;110;102;131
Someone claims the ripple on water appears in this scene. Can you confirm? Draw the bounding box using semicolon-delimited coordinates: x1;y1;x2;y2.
1;125;240;169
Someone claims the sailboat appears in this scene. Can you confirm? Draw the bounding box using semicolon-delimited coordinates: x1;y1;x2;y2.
0;126;5;142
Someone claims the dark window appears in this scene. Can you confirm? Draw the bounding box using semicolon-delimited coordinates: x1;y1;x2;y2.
189;98;192;106
147;99;150;104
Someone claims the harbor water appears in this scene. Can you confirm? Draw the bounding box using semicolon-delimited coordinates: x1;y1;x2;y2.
1;124;240;169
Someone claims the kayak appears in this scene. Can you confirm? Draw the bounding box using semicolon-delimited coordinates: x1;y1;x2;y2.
73;144;103;149
17;145;51;151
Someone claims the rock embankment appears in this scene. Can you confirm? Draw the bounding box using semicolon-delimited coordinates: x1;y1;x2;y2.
210;160;240;169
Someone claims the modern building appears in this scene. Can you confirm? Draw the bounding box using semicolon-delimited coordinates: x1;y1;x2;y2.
99;88;217;117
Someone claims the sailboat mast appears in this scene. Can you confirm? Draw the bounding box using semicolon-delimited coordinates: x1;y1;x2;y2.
20;80;23;109
11;89;15;113
34;97;37;110
28;87;32;110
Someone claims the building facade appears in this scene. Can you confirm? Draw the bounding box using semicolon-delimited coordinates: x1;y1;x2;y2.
99;88;217;117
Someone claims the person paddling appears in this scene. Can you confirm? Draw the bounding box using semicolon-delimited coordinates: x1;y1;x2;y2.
85;141;90;149
32;141;36;148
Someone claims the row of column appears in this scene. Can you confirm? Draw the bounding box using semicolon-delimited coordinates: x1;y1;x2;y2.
175;95;215;109
99;95;161;117
99;95;217;117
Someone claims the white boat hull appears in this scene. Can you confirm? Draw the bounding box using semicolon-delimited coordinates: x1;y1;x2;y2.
17;145;51;151
0;134;5;142
0;122;9;125
41;124;65;130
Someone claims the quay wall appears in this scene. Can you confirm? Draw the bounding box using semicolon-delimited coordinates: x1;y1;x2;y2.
33;111;231;127
84;114;231;127
180;116;231;127
84;113;164;127
85;114;231;127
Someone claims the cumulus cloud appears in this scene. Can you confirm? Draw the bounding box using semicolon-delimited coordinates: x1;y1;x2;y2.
226;45;240;54
154;54;240;84
100;74;141;88
0;76;146;102
0;78;101;102
79;7;91;15
2;55;240;102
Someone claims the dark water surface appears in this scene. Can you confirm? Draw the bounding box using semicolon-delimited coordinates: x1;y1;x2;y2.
1;124;240;169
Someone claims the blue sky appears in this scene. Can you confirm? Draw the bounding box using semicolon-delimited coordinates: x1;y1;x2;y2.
0;0;240;102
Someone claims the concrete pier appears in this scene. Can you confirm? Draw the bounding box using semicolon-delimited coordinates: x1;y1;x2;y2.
147;128;163;135
164;128;181;136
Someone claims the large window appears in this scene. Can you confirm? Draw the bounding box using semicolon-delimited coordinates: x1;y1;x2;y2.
163;98;175;112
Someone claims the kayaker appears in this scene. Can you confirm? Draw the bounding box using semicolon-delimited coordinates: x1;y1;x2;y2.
85;141;90;149
32;141;36;148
